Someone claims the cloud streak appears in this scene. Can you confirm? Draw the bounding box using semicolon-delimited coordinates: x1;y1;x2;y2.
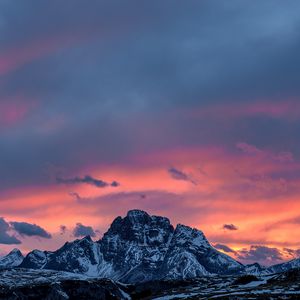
10;221;52;239
223;224;238;231
56;175;119;188
168;167;197;185
214;243;236;254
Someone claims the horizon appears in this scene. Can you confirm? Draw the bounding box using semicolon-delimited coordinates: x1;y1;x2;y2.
1;1;300;268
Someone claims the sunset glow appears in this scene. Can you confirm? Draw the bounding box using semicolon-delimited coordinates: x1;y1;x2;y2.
1;1;300;267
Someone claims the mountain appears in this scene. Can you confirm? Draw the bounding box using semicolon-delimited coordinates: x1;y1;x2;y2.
20;209;244;283
20;249;51;269
0;248;24;269
244;263;267;275
160;224;243;279
266;258;300;274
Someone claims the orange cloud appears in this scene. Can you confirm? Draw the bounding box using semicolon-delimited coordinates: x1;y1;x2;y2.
1;145;300;261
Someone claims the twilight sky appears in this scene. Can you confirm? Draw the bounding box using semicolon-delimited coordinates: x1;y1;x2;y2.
1;0;300;266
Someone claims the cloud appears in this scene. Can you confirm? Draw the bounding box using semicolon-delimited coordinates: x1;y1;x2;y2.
69;192;81;201
168;167;197;185
264;215;300;231
283;248;300;258
59;225;67;235
236;142;294;163
0;217;21;244
236;142;263;156
223;224;238;231
56;175;120;188
214;243;236;253
10;221;52;239
237;245;284;265
73;223;96;237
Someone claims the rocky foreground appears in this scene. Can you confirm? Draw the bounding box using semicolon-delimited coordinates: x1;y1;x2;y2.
0;268;300;299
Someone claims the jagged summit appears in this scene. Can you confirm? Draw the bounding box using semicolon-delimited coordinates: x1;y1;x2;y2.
9;248;22;255
18;209;244;282
126;209;150;219
2;210;300;283
0;248;24;269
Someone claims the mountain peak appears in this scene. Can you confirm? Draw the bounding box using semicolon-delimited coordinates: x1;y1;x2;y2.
126;209;150;223
79;235;93;242
8;248;23;256
0;248;24;269
17;209;244;282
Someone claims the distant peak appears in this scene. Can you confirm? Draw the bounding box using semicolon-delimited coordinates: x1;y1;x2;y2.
10;248;21;253
126;209;149;218
0;249;22;259
80;235;93;242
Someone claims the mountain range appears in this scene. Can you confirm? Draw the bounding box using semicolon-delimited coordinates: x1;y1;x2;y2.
0;209;299;284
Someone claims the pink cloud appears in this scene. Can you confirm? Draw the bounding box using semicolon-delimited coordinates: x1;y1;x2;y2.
236;142;294;163
0;97;36;128
236;142;263;156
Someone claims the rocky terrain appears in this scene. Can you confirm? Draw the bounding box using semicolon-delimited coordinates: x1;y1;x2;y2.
0;268;300;299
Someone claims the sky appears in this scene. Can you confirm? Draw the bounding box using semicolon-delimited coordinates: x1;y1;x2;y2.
0;0;300;266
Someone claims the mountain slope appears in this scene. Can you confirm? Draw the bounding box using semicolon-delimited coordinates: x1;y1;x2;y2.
0;248;24;269
161;224;243;279
20;249;51;269
266;258;300;274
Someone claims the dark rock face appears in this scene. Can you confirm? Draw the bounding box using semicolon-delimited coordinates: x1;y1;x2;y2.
100;209;174;282
45;236;102;274
19;250;50;269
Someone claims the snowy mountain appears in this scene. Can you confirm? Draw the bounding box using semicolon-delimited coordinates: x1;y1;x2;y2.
160;224;243;279
244;263;267;275
0;248;24;269
19;209;244;283
266;258;300;274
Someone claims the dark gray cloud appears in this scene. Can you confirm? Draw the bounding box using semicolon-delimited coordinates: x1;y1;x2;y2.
1;0;300;192
73;223;96;238
10;221;52;239
56;175;119;188
168;167;197;185
0;218;21;244
283;248;300;258
214;243;236;253
223;224;238;231
237;245;283;265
